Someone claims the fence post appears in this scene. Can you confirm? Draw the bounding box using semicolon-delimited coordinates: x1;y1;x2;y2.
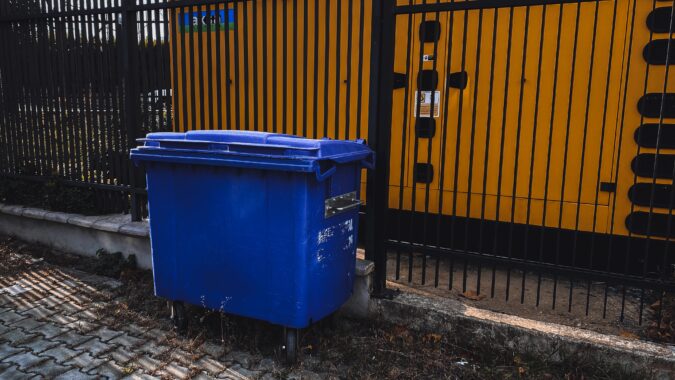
121;0;142;221
365;0;396;295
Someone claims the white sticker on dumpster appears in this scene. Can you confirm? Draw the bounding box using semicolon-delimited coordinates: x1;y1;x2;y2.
414;91;440;118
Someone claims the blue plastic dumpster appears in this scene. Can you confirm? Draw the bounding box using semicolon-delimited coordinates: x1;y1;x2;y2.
130;130;373;362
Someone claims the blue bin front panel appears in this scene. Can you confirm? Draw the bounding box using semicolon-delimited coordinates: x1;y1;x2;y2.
145;162;360;328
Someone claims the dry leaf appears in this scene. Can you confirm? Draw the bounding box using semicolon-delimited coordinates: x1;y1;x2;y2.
460;290;486;301
619;330;639;340
423;333;442;343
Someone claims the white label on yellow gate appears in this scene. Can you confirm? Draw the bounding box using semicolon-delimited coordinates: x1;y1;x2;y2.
413;91;440;118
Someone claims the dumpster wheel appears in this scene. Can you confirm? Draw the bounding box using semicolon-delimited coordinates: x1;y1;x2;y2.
283;328;298;364
171;301;188;334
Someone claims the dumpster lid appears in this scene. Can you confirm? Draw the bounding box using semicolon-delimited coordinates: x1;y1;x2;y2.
130;131;374;180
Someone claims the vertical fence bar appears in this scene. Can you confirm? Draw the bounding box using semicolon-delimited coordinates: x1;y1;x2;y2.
122;0;141;220
365;0;396;294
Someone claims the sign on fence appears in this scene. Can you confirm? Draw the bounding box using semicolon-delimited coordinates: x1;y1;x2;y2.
180;9;236;32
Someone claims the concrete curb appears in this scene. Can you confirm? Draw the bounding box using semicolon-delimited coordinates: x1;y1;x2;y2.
0;203;150;238
369;289;675;377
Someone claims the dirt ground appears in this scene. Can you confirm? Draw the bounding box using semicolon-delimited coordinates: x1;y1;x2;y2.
0;235;656;379
377;250;670;341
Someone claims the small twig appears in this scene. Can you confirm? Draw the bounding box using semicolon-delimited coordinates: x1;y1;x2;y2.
376;348;411;359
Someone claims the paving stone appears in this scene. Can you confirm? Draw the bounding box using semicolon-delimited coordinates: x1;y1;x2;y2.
40;346;82;363
89;360;133;379
286;369;324;380
0;343;26;360
20;305;57;321
140;328;169;341
16;335;60;354
199;341;226;358
0;364;32;379
135;340;171;357
55;302;86;316
121;370;162;380
50;314;79;326
156;362;191;379
0;294;15;307
10;315;46;331
34;322;70;340
195;356;227;376
133;355;164;374
170;348;204;367
90;326;125;343
65;318;100;334
4;350;48;371
0;326;39;344
63;352;108;373
109;333;144;350
122;324;151;338
191;372;218;380
226;364;261;380
223;350;254;368
256;358;278;372
259;374;281;380
70;308;102;322
53;368;100;380
34;295;66;309
0;310;28;324
107;347;138;365
74;337;116;357
27;358;72;378
51;330;95;348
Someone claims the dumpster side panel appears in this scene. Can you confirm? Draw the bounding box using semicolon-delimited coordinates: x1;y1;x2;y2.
146;164;313;327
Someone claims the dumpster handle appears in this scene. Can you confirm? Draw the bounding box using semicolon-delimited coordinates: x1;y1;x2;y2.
360;153;375;170
315;162;337;182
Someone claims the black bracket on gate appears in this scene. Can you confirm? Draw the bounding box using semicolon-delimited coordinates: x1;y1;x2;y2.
599;182;616;192
393;72;407;89
415;118;436;138
419;20;441;43
447;71;468;89
414;163;434;183
418;70;438;90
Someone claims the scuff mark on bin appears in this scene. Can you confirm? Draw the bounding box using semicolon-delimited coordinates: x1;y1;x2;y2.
316;248;327;263
343;234;355;251
318;226;335;244
341;218;354;234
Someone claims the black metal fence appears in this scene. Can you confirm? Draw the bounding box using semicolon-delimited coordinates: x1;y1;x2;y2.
368;0;675;330
0;0;174;218
1;0;675;331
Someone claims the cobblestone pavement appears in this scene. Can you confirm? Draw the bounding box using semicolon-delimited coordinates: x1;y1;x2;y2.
0;254;319;379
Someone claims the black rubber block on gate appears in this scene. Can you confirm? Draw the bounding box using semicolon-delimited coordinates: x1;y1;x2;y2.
414;163;434;183
647;7;674;33
419;20;441;43
626;211;675;238
631;153;675;179
643;39;675;65
417;70;438;91
628;183;675;208
415;118;436;138
634;123;675;148
637;93;675;118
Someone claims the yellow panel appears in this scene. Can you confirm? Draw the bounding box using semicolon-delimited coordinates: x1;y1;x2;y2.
170;0;372;141
389;0;637;236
